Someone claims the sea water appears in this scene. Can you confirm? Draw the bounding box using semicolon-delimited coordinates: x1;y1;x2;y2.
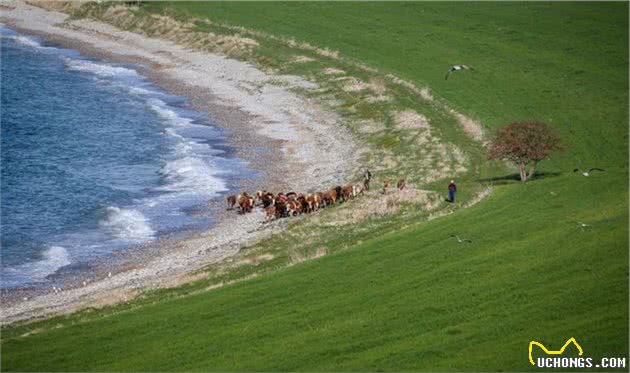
1;27;249;288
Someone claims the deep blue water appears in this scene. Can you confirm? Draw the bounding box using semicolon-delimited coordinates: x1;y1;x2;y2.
0;28;249;288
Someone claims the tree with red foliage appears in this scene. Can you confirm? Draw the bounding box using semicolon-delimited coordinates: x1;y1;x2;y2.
488;121;564;182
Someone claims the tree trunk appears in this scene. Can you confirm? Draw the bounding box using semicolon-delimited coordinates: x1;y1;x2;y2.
526;161;538;181
518;163;527;181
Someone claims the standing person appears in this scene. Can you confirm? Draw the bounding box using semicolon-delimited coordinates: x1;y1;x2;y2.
448;180;457;203
363;169;372;191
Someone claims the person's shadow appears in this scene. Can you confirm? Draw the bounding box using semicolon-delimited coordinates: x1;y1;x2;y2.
478;171;561;185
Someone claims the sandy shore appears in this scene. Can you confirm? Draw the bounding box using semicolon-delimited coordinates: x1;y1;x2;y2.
0;1;359;324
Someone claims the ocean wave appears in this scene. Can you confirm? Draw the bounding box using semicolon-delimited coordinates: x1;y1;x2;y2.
1;246;71;287
157;156;228;196
128;86;158;96
99;207;155;241
11;35;41;48
64;58;139;78
147;98;194;126
1;34;53;50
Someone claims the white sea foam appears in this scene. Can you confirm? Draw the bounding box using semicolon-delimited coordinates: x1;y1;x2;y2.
157;156;227;195
128;86;156;96
2;34;54;51
64;58;139;78
99;207;155;241
12;35;41;48
147;98;193;126
1;246;71;287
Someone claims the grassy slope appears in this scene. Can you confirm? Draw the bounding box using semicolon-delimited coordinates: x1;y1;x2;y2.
2;2;627;371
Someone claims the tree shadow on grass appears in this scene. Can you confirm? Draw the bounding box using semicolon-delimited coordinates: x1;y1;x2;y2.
478;171;562;185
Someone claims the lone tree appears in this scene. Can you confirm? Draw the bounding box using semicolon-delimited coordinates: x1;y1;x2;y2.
488;121;564;182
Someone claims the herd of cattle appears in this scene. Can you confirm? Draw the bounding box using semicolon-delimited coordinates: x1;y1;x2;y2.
225;176;406;222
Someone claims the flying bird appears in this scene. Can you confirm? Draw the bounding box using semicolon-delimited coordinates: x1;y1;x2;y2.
573;168;605;177
445;64;474;80
450;234;473;243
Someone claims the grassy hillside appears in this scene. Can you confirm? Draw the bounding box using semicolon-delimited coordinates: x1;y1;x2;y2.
2;2;627;371
145;1;629;167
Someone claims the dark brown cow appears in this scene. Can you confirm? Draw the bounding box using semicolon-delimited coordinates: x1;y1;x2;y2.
261;192;275;208
397;179;406;190
275;200;288;218
335;186;343;202
226;195;237;210
297;195;309;213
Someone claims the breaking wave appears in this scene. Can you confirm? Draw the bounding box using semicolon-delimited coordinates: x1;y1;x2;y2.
1;246;71;287
99;207;156;241
64;58;139;78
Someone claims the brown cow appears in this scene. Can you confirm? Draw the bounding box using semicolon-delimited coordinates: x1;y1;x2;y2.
297;195;309;213
397;179;406;190
325;189;338;206
261;192;275;208
275;200;288;218
276;193;288;204
286;199;301;216
306;194;319;212
342;185;353;200
264;205;276;221
226;195;237;210
335;186;343;202
330;189;338;203
382;180;390;194
255;190;266;205
238;192;254;213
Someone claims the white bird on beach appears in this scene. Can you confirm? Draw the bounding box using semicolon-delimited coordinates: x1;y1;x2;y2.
108;271;112;278
445;64;474;80
573;168;605;177
450;234;473;243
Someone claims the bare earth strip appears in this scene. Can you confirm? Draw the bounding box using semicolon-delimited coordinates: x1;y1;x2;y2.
0;1;359;323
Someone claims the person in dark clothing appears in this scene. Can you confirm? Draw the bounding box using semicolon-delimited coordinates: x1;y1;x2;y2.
448;180;457;203
363;169;372;191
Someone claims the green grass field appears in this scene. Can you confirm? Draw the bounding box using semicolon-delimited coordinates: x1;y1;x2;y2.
2;2;627;371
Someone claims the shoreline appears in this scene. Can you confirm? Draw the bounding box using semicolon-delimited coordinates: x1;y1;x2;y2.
0;1;359;324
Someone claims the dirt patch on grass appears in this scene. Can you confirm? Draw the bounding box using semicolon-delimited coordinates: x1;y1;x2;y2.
339;77;388;95
289;246;328;265
449;109;484;141
322;67;346;75
290;55;315;63
237;253;275;266
395;110;431;130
